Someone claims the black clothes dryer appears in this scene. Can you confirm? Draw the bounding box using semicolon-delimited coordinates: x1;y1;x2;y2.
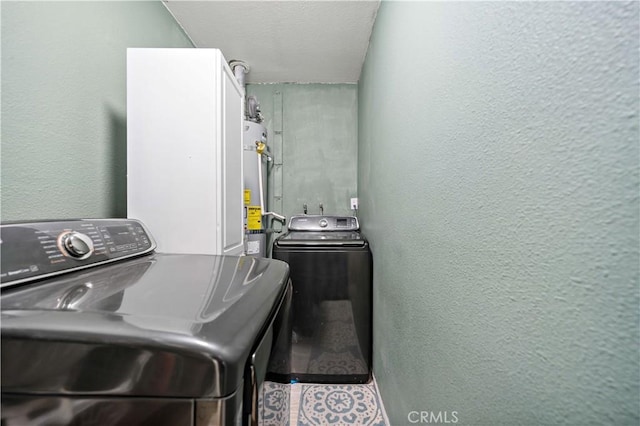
1;219;291;426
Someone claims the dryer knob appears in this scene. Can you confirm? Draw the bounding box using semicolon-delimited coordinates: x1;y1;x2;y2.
319;219;328;228
60;232;94;259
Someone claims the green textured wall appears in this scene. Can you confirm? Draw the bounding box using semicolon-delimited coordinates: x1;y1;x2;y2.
247;84;358;224
358;2;639;425
1;1;193;220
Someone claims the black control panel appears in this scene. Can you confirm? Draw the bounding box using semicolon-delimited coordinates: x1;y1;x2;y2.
1;219;156;288
288;215;360;232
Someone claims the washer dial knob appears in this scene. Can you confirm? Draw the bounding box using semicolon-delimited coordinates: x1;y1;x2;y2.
319;219;328;228
59;232;94;259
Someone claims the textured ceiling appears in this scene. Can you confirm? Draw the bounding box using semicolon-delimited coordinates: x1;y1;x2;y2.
163;1;380;83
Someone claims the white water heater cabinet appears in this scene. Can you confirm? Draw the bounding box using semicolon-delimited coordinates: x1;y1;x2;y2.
127;48;244;255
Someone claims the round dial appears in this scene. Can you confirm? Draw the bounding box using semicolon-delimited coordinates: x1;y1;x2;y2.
319;219;328;228
59;232;94;259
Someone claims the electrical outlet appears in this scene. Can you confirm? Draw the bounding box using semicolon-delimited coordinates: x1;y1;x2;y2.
350;197;359;210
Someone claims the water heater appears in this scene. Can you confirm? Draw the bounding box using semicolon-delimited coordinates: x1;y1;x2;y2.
243;121;269;257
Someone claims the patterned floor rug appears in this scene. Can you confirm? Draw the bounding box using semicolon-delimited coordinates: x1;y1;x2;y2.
260;380;388;426
296;383;387;426
260;382;291;426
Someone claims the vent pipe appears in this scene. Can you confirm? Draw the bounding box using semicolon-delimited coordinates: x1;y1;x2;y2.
229;60;249;89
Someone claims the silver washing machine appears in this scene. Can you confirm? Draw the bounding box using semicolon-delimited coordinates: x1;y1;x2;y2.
1;219;291;426
272;215;372;384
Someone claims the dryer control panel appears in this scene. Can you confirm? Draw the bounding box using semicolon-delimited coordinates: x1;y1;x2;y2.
1;219;155;288
288;215;359;232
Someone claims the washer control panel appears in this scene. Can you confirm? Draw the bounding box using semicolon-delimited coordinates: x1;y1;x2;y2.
288;215;359;232
1;219;155;288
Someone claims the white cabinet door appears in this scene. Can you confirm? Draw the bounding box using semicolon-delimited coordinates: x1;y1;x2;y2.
221;56;245;255
127;48;244;255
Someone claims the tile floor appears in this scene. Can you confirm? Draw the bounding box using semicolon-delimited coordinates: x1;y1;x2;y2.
260;380;389;426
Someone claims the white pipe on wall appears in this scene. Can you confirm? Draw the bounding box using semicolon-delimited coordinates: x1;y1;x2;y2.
230;60;249;89
233;65;246;87
257;150;285;222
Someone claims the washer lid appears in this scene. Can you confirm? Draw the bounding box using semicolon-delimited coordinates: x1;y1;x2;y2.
1;254;289;399
276;231;366;247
